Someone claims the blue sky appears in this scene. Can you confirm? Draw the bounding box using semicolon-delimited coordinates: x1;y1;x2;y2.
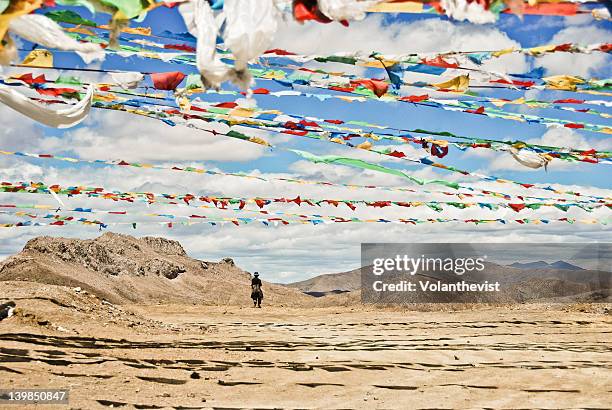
0;4;610;281
32;5;610;187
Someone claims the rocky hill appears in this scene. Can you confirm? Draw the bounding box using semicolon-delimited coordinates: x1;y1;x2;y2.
0;233;313;306
509;260;584;271
290;262;611;304
288;267;362;294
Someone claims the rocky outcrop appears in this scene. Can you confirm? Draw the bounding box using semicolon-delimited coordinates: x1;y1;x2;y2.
221;257;235;266
138;259;186;279
0;233;314;306
141;236;186;256
21;233;185;279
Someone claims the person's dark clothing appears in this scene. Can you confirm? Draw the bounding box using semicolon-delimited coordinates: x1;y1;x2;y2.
0;301;16;321
251;277;263;306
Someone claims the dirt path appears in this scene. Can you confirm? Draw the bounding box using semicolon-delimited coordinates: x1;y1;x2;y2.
1;305;611;409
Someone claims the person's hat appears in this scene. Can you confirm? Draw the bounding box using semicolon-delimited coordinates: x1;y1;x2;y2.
254;272;259;276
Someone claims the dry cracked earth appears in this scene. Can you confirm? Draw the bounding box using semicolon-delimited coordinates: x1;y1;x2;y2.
2;303;612;409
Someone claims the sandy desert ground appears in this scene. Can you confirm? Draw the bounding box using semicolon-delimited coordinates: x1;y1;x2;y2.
2;288;611;410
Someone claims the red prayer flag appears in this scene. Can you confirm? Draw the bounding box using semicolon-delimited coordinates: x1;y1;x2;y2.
491;79;535;87
214;102;238;108
553;43;573;52
465;106;485;114
388;150;406;158
150;71;186;90
352;79;388;98
299;119;319;127
599;44;612;53
292;0;332;23
421;56;458;68
553;98;584;104
329;85;355;93
35;87;79;97
564;123;585;129
520;2;578;16
283;129;308;136
264;49;296;56
15;73;47;85
399;94;428;103
164;43;196;52
509;203;526;212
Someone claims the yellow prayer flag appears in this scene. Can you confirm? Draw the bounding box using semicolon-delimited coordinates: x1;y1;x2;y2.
499;113;524;121
98;24;152;36
64;26;95;36
261;109;282;115
248;136;270;146
230;108;255;118
0;0;42;42
21;49;53;67
430;139;448;147
94;93;120;102
357;141;372;150
489;98;508;107
492;48;514;58
261;71;285;80
359;59;399;69
368;2;424;13
432;75;469;92
177;96;191;112
543;75;584;91
527;45;556;56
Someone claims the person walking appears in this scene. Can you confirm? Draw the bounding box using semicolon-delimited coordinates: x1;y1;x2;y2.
251;272;263;308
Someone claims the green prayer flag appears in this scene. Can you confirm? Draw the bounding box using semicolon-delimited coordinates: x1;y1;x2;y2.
290;149;460;189
45;10;96;26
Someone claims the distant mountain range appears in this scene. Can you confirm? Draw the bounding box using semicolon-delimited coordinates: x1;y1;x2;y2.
508;260;584;271
287;267;361;294
6;234;605;307
289;261;610;303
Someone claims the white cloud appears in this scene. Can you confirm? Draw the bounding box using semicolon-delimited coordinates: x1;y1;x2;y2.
1;104;610;283
539;26;612;77
466;127;612;173
1;215;609;283
526;127;612;152
274;16;517;55
0;106;45;150
1;14;611;284
271;16;527;76
563;14;597;27
45;110;268;163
